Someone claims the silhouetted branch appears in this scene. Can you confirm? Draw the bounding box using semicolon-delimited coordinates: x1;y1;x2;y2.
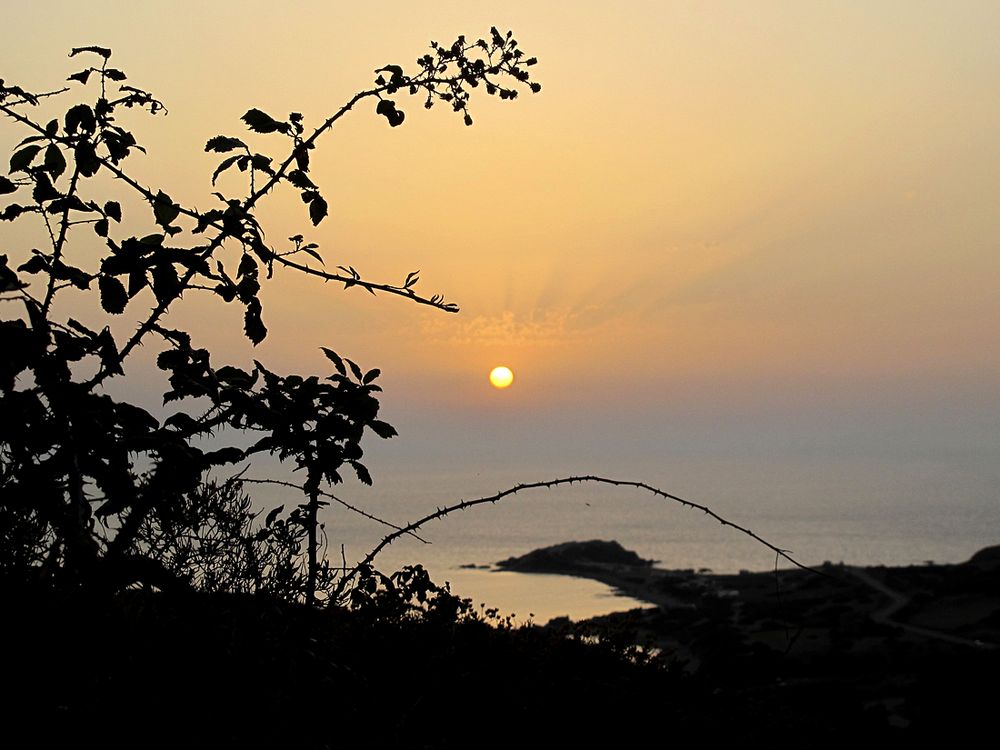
336;475;823;601
241;477;429;544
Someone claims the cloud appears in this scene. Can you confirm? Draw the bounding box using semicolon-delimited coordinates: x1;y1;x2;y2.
419;307;602;346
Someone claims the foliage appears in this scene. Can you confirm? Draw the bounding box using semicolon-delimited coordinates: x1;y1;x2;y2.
0;31;541;603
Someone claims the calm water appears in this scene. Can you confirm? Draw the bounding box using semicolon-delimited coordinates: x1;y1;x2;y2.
249;448;1000;623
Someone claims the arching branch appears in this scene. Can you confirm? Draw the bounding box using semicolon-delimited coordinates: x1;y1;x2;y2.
335;475;824;602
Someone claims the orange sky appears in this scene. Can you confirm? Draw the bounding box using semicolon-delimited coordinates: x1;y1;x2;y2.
3;1;1000;467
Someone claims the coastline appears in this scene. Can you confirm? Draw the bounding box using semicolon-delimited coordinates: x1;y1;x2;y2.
497;540;1000;701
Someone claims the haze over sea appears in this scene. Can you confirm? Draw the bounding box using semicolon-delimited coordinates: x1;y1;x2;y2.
251;399;1000;622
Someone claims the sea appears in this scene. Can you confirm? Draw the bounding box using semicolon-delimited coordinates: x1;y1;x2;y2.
246;445;1000;623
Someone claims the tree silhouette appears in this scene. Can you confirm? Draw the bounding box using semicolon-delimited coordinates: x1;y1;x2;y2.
0;31;542;604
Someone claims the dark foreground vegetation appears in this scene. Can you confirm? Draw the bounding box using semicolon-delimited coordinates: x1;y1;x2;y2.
8;547;998;748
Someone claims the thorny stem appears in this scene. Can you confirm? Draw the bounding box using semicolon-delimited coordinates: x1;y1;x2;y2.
334;476;827;602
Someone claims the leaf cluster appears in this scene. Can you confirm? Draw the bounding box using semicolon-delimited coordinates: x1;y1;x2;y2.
0;35;541;603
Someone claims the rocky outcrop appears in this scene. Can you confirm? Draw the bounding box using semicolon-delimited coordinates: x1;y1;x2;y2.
497;540;654;573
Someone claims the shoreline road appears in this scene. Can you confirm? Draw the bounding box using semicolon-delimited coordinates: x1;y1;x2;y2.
844;566;996;651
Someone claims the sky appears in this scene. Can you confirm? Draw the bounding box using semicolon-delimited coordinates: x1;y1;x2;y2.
3;2;999;542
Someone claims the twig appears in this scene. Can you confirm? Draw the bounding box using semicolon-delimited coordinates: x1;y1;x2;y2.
241;477;429;544
335;475;825;601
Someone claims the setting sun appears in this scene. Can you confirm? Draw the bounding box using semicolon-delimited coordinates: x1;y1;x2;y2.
489;366;514;389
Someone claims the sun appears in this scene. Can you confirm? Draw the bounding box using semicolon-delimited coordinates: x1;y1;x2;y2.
489;366;514;389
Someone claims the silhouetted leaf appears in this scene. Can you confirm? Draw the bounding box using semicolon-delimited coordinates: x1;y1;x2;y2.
74;141;100;177
65;104;97;134
9;145;42;173
286;169;316;190
67;70;92;85
128;269;146;297
44;144;67;179
94;218;109;237
96;328;123;376
32;174;61;203
0;204;29;221
293;144;310;172
265;505;284;527
351;461;373;486
104;68;127;81
0;254;26;292
205;136;246;153
346;359;363;381
309;194;328;226
152;190;180;227
244;298;267;344
251;154;273;171
368;420;397;439
0;176;17;194
104;201;122;222
238;253;257;278
241;108;286;134
211;154;242;185
151;262;181;304
45;195;89;214
99;275;128;314
70;46;112;60
321;347;346;376
362;368;381;384
301;245;323;264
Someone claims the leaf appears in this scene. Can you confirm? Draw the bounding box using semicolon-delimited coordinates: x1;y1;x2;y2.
44;144;67;179
308;194;328;226
205;135;247;153
243;298;267;344
152;190;180;227
94;218;109;237
104;68;127;81
237;253;257;278
250;154;274;174
265;505;285;527
104;201;122;222
67;70;92;85
345;358;363;382
9;145;42;173
32;174;61;203
293;144;310;172
0;176;17;195
70;46;112;60
211;154;242;185
74;141;100;177
368;420;397;439
99;275;128;314
286;169;316;190
1;204;30;221
241;108;286;134
351;461;373;486
362;368;381;384
321;347;346;376
150;262;181;304
128;269;146;297
64;104;97;135
0;255;26;292
301;245;323;265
